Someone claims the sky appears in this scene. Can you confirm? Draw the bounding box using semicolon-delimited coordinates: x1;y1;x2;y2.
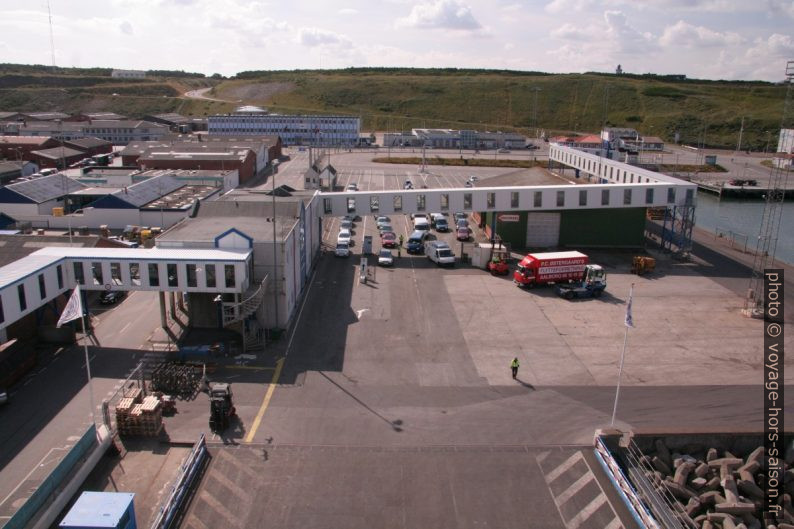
0;0;792;81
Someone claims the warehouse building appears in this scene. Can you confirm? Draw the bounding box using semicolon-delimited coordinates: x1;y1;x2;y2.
157;189;322;335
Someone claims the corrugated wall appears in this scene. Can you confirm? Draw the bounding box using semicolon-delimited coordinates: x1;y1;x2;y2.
559;208;646;247
485;207;647;249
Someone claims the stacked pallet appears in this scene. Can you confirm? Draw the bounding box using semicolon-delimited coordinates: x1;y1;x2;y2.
117;394;163;437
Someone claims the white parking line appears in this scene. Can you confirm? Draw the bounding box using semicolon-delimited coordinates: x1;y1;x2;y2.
545;451;584;483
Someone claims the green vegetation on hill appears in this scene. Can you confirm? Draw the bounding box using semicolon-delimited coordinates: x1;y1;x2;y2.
215;69;786;149
0;64;787;150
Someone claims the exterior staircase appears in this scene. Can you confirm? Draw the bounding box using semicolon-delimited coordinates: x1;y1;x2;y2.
221;277;267;327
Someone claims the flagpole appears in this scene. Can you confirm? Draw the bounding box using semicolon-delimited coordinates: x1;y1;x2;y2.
610;324;629;426
59;285;96;425
81;308;97;425
611;283;634;427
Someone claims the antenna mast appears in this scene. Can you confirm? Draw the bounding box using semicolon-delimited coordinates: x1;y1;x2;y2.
744;60;794;315
47;0;56;68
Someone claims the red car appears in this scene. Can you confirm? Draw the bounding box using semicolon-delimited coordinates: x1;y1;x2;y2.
381;231;397;248
456;227;470;241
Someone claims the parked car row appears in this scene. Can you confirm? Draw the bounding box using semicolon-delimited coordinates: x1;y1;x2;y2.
333;212;473;259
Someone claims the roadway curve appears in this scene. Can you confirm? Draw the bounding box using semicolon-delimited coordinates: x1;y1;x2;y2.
183;87;240;103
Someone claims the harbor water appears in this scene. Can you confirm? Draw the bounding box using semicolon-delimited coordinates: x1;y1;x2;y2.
693;192;794;266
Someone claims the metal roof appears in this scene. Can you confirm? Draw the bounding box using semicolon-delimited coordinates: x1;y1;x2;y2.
5;173;85;202
30;146;84;160
0;135;54;145
64;137;113;150
109;174;184;207
0;234;102;267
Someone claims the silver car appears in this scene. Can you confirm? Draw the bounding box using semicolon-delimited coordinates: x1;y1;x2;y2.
378;249;394;266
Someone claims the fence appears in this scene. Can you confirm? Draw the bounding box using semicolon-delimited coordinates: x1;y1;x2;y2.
714;225;750;253
3;425;97;529
149;434;208;529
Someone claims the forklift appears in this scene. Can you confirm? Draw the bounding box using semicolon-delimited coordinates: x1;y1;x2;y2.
208;382;236;433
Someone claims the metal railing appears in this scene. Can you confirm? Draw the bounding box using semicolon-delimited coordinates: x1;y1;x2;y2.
621;438;693;529
222;277;267;326
149;434;208;529
714;225;750;253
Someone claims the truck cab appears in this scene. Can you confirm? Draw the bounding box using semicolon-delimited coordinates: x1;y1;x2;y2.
555;264;607;299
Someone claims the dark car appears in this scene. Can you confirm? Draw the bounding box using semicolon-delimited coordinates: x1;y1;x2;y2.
100;291;125;305
406;230;428;254
434;218;449;232
456;227;470;241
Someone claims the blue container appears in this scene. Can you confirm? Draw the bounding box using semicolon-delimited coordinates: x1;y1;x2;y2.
60;491;136;529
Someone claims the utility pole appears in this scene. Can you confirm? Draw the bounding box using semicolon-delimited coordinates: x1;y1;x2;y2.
736;116;745;153
532;87;542;138
271;170;279;331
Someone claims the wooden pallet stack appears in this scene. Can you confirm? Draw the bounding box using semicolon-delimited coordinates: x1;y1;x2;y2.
116;393;163;437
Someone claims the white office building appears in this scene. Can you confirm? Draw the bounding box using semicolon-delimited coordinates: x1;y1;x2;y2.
208;107;360;147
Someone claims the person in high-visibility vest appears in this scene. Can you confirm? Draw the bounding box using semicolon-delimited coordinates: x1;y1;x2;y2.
510;357;520;379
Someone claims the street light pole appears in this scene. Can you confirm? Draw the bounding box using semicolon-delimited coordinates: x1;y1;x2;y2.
271;170;279;332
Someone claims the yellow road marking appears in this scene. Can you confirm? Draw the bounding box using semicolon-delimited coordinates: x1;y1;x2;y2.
244;357;284;443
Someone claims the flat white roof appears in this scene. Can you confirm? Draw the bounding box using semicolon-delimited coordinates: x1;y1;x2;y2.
528;251;588;260
33;247;252;261
0;254;63;288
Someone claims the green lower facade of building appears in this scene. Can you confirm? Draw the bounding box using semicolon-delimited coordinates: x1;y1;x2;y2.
482;207;647;249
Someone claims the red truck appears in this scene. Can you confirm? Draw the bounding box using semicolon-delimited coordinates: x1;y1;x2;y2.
513;251;589;288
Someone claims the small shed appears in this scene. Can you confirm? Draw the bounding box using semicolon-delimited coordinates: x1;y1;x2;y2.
59;491;136;529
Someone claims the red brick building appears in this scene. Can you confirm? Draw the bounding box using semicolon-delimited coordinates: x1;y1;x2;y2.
64;137;114;157
0;136;60;161
29;146;85;169
137;150;257;183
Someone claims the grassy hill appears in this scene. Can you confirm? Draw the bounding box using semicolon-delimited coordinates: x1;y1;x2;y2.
0;64;788;149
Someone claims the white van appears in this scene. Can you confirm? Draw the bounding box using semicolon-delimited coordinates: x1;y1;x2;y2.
413;217;430;231
425;241;455;266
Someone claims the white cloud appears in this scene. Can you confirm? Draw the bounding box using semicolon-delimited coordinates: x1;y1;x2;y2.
119;20;133;35
338;8;359;15
660;20;743;47
545;0;595;14
297;27;353;48
603;10;656;54
767;0;794;18
550;23;596;41
397;0;482;30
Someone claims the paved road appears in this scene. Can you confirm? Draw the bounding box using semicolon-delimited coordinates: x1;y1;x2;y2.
184;149;792;527
0;291;163;522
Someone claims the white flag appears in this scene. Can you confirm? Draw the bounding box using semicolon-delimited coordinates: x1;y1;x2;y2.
57;286;84;328
624;285;634;328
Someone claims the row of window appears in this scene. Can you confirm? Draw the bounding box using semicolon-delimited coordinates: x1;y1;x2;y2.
210;126;357;135
0;265;64;323
324;188;682;215
557;149;657;184
0;261;240;325
72;261;236;289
